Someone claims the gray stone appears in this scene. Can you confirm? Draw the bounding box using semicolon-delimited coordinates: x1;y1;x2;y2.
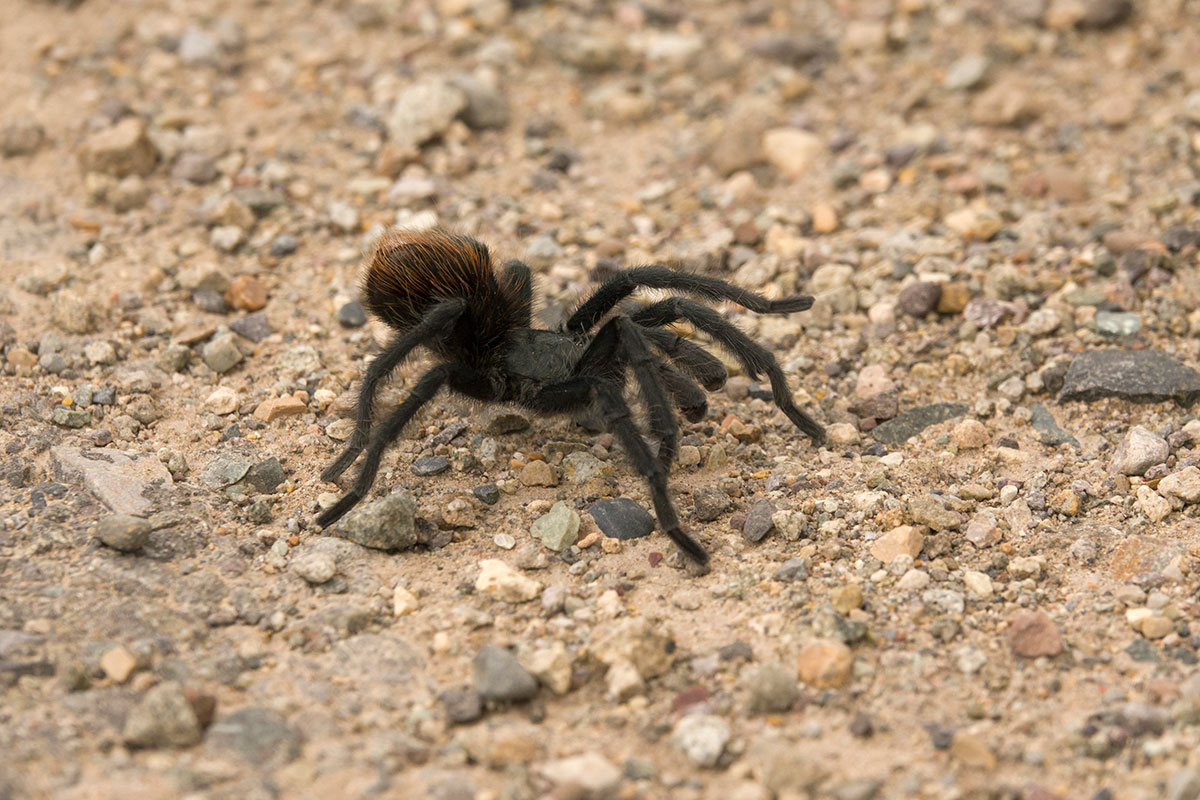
1059;349;1200;406
871;403;969;446
588;498;654;540
201;334;243;373
292;551;336;585
1166;767;1200;800
742;499;777;542
532;501;580;551
334;490;419;551
746;664;800;713
693;488;731;522
672;713;730;767
51;406;90;428
246;457;285;493
270;233;299;257
411;456;451;476
387;79;468;150
229;312;271;343
51;446;173;516
473;484;500;505
198;454;252;489
1030;403;1079;448
123;681;202;748
95;513;151;552
336;300;367;328
171;152;218;184
451;74;509;129
473;645;538;703
908;495;964;531
205;707;301;765
774;558;808;582
439;687;484;724
897;282;941;316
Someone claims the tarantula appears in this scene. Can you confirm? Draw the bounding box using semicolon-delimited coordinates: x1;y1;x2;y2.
316;228;824;565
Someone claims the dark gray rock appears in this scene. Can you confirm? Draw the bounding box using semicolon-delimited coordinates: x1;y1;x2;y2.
774;558;808;582
336;300;367;328
229;312;272;343
1058;349;1200;406
742;499;777;542
205;707;302;765
897;281;942;317
411;456;450;477
693;488;732;522
587;497;654;540
473;484;500;505
439;687;484;724
473;645;538;703
334;490;418;550
95;513;151;552
871;403;969;446
246;457;285;493
270;233;299;257
1030;403;1079;448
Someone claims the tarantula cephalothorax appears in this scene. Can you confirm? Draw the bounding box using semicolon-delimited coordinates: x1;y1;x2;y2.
316;228;825;565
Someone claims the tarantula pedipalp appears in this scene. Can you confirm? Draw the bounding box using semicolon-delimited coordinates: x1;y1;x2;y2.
316;228;825;565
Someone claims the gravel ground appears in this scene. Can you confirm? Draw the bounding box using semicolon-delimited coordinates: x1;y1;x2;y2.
3;1;1200;798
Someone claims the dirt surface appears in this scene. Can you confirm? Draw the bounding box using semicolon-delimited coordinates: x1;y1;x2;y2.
3;1;1200;798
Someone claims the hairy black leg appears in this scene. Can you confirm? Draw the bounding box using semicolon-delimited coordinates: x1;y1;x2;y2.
638;325;728;391
522;375;709;565
566;265;814;335
657;361;708;423
577;318;681;469
633;298;826;444
317;365;451;528
321;299;466;484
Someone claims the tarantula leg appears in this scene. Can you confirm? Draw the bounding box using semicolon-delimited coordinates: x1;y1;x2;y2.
317;365;450;528
566;265;813;335
321;299;466;484
632;298;826;445
579;318;681;469
638;326;728;391
658;361;708;423
522;375;709;565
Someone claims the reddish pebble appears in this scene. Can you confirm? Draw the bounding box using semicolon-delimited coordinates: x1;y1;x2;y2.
1006;610;1063;658
226;275;268;311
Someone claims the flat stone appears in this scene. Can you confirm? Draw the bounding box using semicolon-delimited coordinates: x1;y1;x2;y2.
94;513;152;552
253;396;307;422
869;526;924;562
587;497;654;540
123;682;203;748
100;645;139;683
473;645;538;703
198;454;252;489
205;707;301;766
483;408;531;434
908;495;964;531
1006;610;1063;658
871;403;968;446
1160;467;1200;504
1059;349;1200;406
412;456;451;476
51;446;173;516
335;491;419;550
201;334;243;373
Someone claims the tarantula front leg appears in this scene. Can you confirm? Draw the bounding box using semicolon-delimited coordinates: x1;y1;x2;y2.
632;298;826;444
322;298;467;484
523;375;709;565
578;317;681;469
638;325;728;392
